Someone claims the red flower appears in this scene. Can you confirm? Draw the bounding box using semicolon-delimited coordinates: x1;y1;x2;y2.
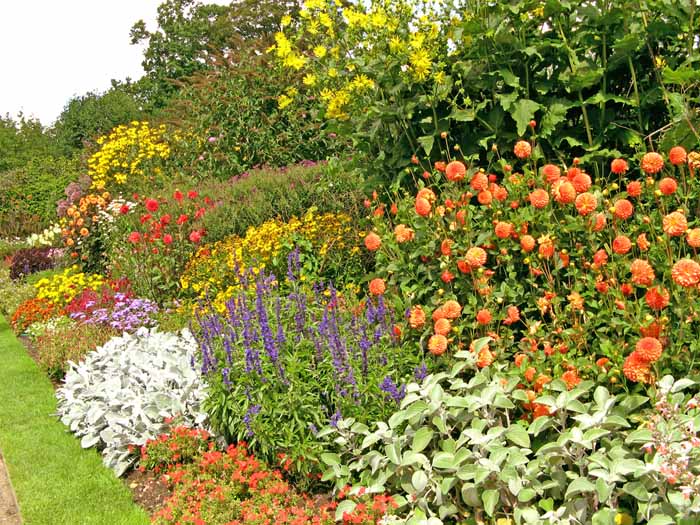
145;198;159;212
189;230;203;243
645;286;669;310
187;190;199;199
119;204;130;215
173;190;183;202
163;234;173;245
128;231;141;244
177;214;189;225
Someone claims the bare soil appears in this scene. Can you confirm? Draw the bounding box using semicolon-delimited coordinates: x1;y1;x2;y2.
0;452;21;525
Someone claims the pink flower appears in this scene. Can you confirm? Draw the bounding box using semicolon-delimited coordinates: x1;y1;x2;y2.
163;234;173;245
128;232;141;244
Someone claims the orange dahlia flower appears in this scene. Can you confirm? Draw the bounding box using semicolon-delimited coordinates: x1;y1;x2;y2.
659;177;678;195
641;152;664;174
513;140;532;159
442;300;462;319
635;337;662;362
520;235;536;253
409;305;426;329
541;164;561;184
394;224;415;243
669;146;687;166
672;258;700;287
636;233;650;251
364;232;382;251
415;197;431;217
475;308;492;325
470;171;488;191
428;334;448;356
445;160;467;182
645;286;669;310
571;172;591;193
552;180;576;204
434;317;451;336
575;192;597;216
630;259;655;286
611;158;628;174
612;235;632;254
623;352;653;383
662;211;687;237
529;188;549;209
465;247;487;267
627;180;642;198
368;278;386;296
613;199;634;220
687;228;700;248
494;221;513;239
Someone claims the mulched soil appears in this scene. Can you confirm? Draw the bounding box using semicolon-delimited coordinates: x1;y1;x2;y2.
123;468;171;515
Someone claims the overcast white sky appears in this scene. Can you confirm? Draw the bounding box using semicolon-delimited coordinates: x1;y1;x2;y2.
0;0;227;126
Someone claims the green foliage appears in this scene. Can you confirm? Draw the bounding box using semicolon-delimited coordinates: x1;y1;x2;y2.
0;115;60;172
198;160;366;241
0;265;35;318
0;155;81;237
279;0;700;184
52;83;143;153
131;0;298;110
167;48;348;178
319;345;700;524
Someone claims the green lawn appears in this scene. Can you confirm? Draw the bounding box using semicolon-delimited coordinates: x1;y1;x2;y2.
0;316;149;525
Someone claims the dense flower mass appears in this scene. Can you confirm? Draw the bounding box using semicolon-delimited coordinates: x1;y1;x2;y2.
88;121;170;191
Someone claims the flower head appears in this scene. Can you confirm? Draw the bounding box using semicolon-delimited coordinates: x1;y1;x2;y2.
663;211;687;237
611;158;628;174
529;188;550;209
369;278;386;296
672;259;700;287
428;334;448;355
669;146;687;166
641;152;664;174
630;259;655;286
514;140;531;159
635;337;663;362
465;247;487;267
445;161;466;182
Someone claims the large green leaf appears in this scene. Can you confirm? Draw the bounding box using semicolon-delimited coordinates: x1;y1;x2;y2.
511;99;541;136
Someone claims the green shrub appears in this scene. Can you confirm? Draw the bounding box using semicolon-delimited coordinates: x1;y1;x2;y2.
166;44;349;180
276;0;700;184
318;343;700;524
0;155;81;236
198;159;366;242
0;265;35;317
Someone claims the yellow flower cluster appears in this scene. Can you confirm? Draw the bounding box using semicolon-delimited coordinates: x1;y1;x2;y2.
88;121;170;191
270;0;447;120
34;266;105;307
181;209;358;311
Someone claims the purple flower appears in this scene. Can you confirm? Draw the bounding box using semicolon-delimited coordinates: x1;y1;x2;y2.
379;376;406;404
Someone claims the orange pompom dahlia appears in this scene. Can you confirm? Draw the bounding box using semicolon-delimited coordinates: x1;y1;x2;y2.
428;334;448;356
626;180;642;198
442;300;462;319
529;188;550;209
514;140;532;159
364;232;382;251
409;305;426;329
672;259;700;287
630;259;655;286
613;199;634;220
623;352;653;383
669;146;687;166
445;160;467;182
465;247;487;267
641;152;664;174
575;192;597;216
611;158;629;174
541;164;561;184
645;286;669;310
369;278;386;296
687;228;700;248
662;211;688;237
658;177;678;195
635;337;663;362
612;235;632;254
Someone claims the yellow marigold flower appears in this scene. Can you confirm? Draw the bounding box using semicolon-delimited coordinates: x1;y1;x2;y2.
303;74;317;86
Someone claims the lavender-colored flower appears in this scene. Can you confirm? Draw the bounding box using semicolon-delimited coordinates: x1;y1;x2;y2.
414;362;428;382
222;367;231;388
379;376;406;404
243;403;262;437
329;407;342;428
